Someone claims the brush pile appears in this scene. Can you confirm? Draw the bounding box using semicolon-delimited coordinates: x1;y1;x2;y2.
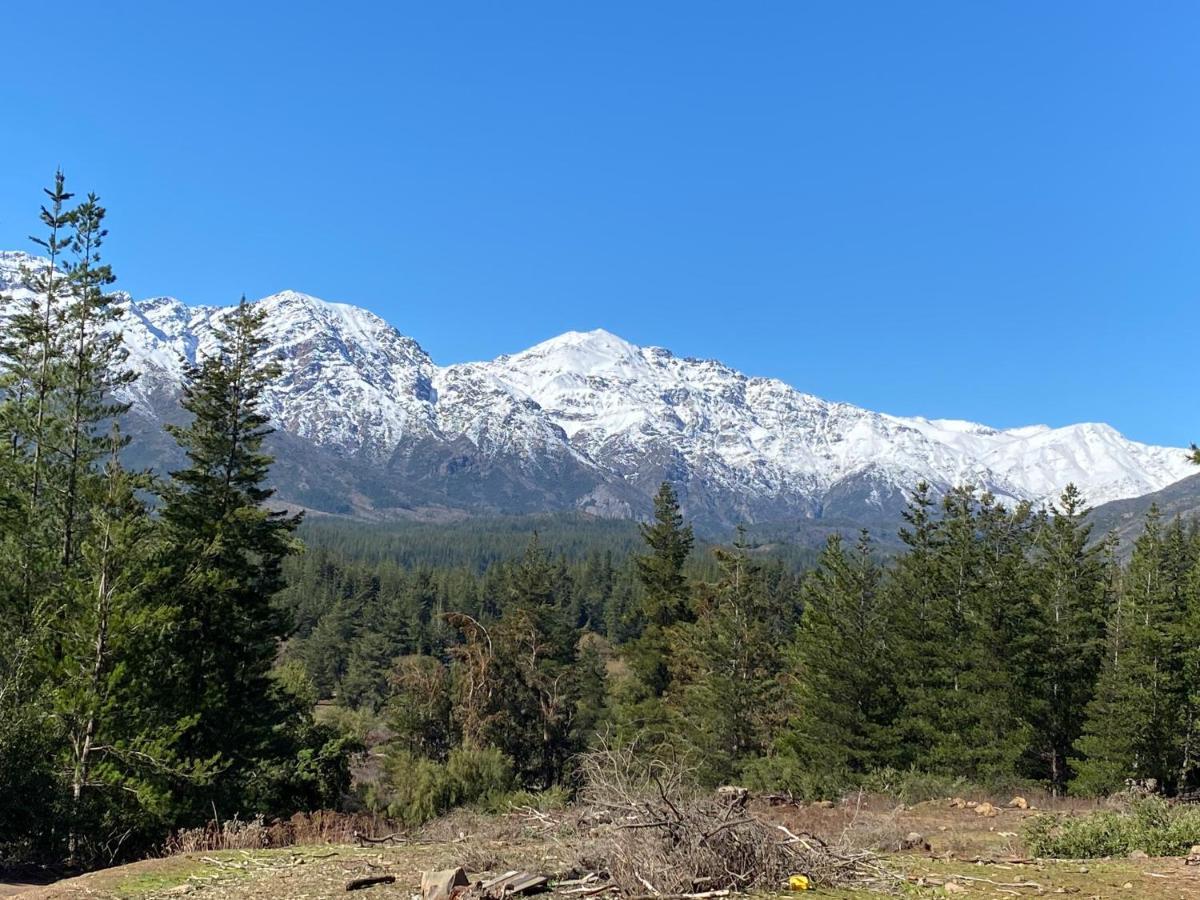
578;744;901;896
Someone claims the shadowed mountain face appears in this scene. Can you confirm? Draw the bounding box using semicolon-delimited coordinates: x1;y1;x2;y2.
2;249;1193;535
1086;470;1200;552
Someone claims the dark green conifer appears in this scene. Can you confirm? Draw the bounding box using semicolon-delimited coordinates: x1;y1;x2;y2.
1073;507;1184;793
668;527;789;784
779;530;896;775
155;298;304;815
1027;485;1106;791
624;482;694;696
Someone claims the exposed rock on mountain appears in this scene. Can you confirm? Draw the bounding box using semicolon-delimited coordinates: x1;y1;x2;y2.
2;250;1192;531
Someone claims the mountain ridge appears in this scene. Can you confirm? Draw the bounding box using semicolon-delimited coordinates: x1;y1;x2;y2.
1;249;1192;531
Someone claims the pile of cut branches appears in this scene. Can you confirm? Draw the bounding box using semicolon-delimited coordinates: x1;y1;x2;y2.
578;743;900;896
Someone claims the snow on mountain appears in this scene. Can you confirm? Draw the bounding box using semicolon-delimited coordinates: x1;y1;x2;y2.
1;250;1193;524
465;328;1194;512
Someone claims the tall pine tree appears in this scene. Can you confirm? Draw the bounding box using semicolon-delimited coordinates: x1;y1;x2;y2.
153;298;304;816
1073;507;1185;794
1026;485;1106;791
776;530;897;776
615;482;693;744
668;528;791;784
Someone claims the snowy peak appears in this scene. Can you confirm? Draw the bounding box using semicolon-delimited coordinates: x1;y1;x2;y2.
1;248;1193;526
204;289;440;456
505;328;648;373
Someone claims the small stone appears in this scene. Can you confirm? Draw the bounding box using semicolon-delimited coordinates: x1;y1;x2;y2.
1129;849;1148;860
901;831;928;850
1123;882;1134;890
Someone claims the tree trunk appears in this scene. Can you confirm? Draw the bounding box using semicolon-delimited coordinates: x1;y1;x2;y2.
68;517;113;865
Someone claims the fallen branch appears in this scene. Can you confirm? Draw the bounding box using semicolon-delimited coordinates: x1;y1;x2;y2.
353;830;407;845
950;873;1042;889
561;886;617;896
346;874;397;891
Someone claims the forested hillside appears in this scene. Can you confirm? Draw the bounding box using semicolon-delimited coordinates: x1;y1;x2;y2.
283;474;1200;826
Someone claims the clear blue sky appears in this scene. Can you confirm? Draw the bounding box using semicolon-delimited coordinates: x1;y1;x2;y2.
2;2;1197;446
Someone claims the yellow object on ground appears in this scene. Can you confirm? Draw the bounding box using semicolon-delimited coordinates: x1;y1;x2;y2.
788;874;810;891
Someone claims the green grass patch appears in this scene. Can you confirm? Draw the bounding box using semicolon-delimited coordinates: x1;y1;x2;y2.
107;857;227;898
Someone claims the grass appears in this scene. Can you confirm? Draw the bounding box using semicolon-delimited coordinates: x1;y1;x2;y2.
1023;796;1200;858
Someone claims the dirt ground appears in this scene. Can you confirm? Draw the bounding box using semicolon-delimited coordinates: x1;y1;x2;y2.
9;795;1200;899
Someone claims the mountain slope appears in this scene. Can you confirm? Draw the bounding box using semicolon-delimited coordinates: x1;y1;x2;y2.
1;249;1192;531
1087;470;1200;551
458;328;1190;522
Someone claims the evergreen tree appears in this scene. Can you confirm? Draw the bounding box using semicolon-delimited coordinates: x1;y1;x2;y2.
1073;507;1184;793
446;537;586;787
668;528;791;784
2;171;75;609
615;483;694;743
966;492;1039;778
1178;558;1200;790
890;486;1038;778
22;171;75;518
1027;485;1106;791
777;530;897;775
57;194;135;566
492;537;581;786
635;483;695;631
153;298;305;816
888;482;950;770
52;434;178;862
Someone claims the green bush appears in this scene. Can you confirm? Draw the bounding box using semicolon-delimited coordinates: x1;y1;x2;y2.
483;785;570;814
1023;797;1200;858
739;755;849;801
373;747;516;826
443;746;516;809
856;767;972;805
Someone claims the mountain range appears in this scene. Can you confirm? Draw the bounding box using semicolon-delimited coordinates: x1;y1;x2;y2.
1;249;1195;537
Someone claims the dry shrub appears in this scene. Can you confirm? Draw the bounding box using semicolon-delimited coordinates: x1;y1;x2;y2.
162;811;404;855
163;815;273;854
458;844;507;873
840;805;909;853
288;810;402;845
578;742;901;895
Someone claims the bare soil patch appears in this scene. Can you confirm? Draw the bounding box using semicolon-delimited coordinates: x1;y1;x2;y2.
14;794;1200;898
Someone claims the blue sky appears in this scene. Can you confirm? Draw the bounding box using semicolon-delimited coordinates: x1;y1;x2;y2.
1;2;1197;446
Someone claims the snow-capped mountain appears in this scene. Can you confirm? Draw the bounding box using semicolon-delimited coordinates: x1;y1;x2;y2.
1;250;1193;529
